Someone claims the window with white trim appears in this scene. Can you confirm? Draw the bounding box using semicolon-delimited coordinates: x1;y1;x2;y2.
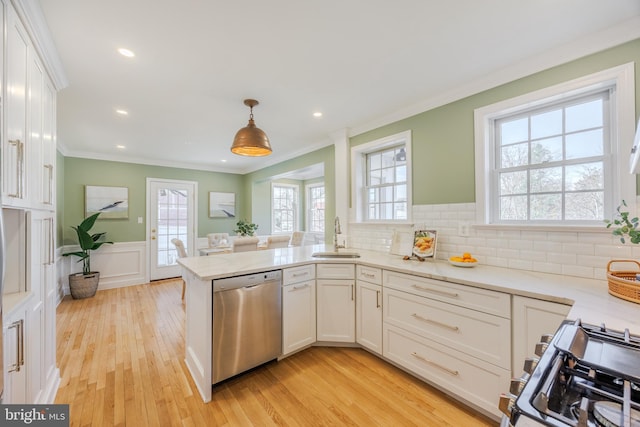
306;183;325;233
272;184;298;233
351;130;412;223
474;64;636;226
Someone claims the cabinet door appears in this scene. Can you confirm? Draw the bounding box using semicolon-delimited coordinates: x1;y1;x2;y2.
511;296;570;376
3;6;29;205
26;302;44;403
356;281;382;354
4;308;27;403
282;280;316;355
316;279;355;342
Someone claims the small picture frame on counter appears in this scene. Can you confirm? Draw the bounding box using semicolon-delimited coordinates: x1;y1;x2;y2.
412;230;437;259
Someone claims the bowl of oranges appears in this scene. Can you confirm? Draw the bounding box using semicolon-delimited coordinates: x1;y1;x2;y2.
449;252;478;267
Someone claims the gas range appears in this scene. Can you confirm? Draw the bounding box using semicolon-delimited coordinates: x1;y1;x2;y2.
500;319;640;427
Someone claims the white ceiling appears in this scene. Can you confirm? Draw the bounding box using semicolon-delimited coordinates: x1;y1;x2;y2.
38;0;640;174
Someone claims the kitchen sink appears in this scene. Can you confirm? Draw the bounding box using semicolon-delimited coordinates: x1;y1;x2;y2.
311;251;361;258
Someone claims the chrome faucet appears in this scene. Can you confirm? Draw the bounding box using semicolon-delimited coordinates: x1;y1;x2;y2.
334;216;345;252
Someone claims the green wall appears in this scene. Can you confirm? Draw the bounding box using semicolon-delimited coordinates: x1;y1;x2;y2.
244;146;335;243
350;38;640;205
61;157;244;244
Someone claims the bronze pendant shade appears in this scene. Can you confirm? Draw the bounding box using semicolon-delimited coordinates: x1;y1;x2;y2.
230;99;272;156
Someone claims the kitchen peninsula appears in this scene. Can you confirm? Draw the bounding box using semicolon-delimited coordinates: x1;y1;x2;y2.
178;245;640;419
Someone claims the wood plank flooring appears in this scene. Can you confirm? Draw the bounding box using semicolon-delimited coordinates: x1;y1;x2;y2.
55;279;498;426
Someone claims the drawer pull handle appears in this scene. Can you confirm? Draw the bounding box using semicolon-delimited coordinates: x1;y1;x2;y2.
292;272;309;277
411;284;459;299
411;313;459;331
291;284;310;291
361;272;375;278
411;352;459;376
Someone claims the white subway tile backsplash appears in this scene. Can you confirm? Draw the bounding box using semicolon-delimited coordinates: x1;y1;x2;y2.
533;240;563;253
345;201;640;281
562;243;595;256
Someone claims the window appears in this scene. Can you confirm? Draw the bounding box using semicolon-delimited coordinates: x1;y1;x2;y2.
306;183;325;233
351;130;412;222
272;184;298;233
475;64;636;226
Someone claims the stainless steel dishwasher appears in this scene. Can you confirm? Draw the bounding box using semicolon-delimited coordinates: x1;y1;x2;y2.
212;270;282;384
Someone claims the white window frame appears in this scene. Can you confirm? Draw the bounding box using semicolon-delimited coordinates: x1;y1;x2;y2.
305;182;325;234
271;183;299;234
474;63;636;228
351;130;412;223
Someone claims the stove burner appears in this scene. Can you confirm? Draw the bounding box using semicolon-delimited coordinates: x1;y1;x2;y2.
593;401;640;427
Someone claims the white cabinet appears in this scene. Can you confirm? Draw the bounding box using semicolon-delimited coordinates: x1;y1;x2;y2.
282;265;316;356
316;264;355;342
382;270;511;418
1;0;59;405
2;2;56;211
3;4;29;206
356;265;382;354
511;296;570;375
3;298;29;403
30;210;56;402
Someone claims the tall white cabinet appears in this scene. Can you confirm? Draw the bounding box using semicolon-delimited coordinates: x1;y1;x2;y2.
2;0;61;405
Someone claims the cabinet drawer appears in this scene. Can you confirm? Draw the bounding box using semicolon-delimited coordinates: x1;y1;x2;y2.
383;323;508;418
383;270;510;318
356;265;382;285
283;264;316;285
384;288;510;369
316;263;355;280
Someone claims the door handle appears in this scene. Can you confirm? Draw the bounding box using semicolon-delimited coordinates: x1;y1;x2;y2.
152;236;156;240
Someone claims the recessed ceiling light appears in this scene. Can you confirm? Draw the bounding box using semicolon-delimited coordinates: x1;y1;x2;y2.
313;112;323;118
116;145;126;150
221;159;227;163
115;109;129;116
118;48;135;58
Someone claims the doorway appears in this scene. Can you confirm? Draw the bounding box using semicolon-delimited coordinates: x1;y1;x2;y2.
147;178;197;281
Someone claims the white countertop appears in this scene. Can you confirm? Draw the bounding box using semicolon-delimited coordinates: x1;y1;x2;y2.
178;244;640;334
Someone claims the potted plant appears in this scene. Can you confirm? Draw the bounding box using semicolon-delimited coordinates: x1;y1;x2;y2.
63;212;113;299
604;200;640;244
234;219;259;236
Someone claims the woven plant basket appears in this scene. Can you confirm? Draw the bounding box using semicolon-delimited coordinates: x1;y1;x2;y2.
69;272;100;299
606;260;640;304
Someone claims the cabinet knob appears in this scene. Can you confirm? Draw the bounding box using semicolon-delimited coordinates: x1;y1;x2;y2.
523;357;539;375
534;342;549;357
498;393;516;417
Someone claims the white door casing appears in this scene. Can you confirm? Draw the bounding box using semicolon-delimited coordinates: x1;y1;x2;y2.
146;178;197;281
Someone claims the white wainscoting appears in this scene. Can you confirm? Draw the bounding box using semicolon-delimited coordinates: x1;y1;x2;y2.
58;241;147;295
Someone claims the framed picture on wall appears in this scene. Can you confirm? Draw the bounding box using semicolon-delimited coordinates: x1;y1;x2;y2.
209;192;236;218
85;185;129;219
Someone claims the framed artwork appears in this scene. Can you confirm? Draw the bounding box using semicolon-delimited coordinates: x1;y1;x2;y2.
209;192;236;218
412;230;437;259
85;185;129;219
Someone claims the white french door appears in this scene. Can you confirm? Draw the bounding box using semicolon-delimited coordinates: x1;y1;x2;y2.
147;178;197;281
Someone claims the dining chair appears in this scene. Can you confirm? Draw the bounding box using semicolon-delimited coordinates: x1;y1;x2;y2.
232;236;260;252
266;235;291;249
171;238;188;300
290;231;305;247
207;232;229;248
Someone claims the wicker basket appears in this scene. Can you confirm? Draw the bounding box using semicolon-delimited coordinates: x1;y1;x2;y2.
69;272;100;299
606;260;640;304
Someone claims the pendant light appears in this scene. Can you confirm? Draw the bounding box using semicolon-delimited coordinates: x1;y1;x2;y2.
230;99;272;156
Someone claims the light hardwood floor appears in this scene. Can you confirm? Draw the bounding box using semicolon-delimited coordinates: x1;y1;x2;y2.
55;279;498;426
